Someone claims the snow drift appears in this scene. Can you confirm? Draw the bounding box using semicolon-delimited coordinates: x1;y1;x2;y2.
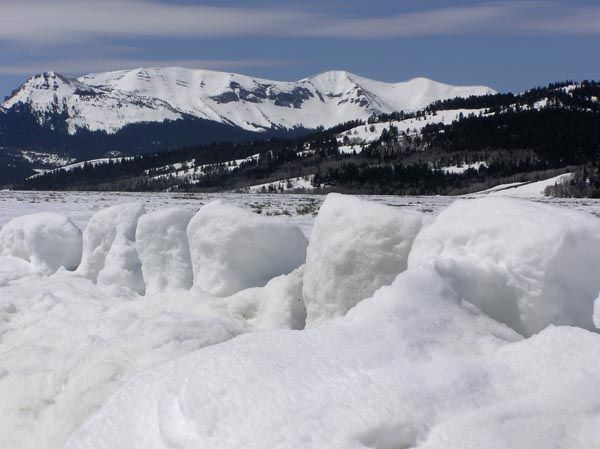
0;265;243;449
63;265;600;449
408;197;600;336
303;193;424;325
187;201;308;296
0;212;81;273
2;195;600;449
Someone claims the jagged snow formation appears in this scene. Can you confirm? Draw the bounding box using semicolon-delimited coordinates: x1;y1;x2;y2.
2;68;495;134
76;202;145;294
303;193;425;325
408;197;600;336
1;195;600;449
187;201;308;296
0;212;81;274
136;208;194;295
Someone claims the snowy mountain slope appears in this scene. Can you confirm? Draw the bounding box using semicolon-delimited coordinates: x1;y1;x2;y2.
3;72;183;134
337;108;487;153
3;68;495;135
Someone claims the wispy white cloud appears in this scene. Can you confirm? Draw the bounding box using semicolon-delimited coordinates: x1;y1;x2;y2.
302;3;524;38
524;4;600;34
0;0;311;43
0;0;599;44
0;0;598;80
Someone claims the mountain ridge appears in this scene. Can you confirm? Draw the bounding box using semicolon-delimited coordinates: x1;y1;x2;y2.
3;67;495;135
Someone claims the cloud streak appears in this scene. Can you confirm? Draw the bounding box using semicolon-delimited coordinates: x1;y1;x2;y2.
0;0;599;45
0;1;311;43
0;0;598;79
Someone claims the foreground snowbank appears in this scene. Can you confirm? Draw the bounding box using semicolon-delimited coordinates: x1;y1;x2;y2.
63;266;600;449
1;194;600;449
0;264;245;449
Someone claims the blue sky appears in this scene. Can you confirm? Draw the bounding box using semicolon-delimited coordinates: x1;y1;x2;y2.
0;0;599;97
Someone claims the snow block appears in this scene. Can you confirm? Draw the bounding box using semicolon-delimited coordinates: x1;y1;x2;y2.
0;212;82;273
187;201;308;296
303;193;424;326
408;197;600;336
136;208;194;295
76;203;145;294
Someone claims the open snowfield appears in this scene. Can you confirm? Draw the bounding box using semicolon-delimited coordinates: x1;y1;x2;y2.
1;180;599;233
1;187;600;449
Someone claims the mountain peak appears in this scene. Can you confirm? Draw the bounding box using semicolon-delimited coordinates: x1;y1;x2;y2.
25;71;79;87
305;70;353;79
3;72;77;110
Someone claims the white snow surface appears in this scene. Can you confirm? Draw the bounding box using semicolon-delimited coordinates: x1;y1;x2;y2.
243;175;315;193
441;161;487;174
480;172;574;197
29;157;134;179
1;192;600;449
303;194;425;325
0;212;81;274
136;208;194;295
408;197;600;336
0;265;245;449
64;265;600;449
187;201;308;296
337;108;486;151
2;68;495;134
225;265;306;331
76;202;146;294
3;72;181;134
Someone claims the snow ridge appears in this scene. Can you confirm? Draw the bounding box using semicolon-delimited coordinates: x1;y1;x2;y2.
2;68;495;134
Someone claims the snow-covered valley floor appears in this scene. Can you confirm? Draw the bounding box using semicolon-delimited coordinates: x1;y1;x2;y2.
1;188;600;449
2;180;599;233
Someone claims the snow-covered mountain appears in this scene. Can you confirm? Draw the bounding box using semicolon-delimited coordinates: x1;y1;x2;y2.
3;72;182;134
3;67;495;134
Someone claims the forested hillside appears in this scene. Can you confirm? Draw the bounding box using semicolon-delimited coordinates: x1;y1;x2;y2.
16;80;600;196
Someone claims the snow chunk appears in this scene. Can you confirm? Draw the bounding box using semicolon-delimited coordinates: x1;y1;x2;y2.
76;203;145;294
187;201;308;296
408;197;600;336
0;212;81;273
303;193;424;325
136;208;194;295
